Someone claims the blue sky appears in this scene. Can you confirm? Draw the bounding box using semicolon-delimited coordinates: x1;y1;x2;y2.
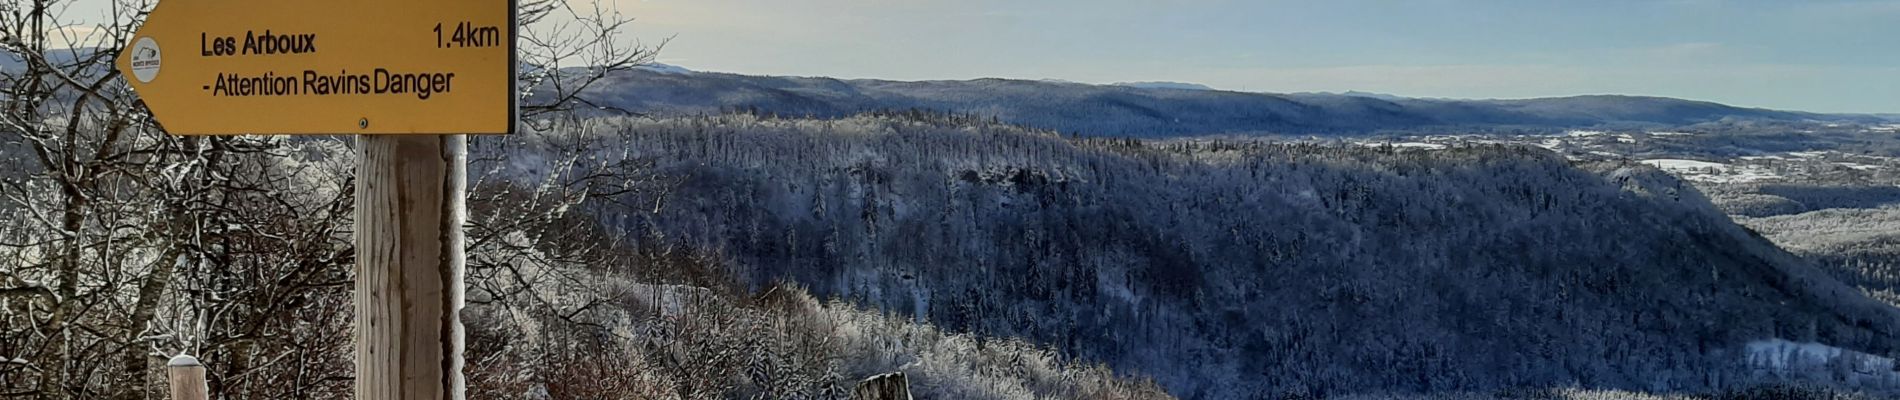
614;0;1900;113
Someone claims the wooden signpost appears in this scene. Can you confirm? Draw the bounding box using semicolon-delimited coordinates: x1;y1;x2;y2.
166;355;208;400
114;0;517;135
116;0;516;398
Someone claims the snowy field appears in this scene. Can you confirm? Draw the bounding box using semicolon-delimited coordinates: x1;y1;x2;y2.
1346;124;1897;185
1638;159;1782;184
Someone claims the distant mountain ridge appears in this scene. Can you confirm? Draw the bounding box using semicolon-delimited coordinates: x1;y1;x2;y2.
1112;81;1216;91
4;50;1873;135
568;68;1869;137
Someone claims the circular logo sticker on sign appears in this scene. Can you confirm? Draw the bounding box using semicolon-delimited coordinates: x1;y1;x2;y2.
129;37;161;83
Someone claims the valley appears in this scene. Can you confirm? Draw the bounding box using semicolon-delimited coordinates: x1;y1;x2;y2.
7;55;1899;400
8;2;1900;399
467;110;1900;398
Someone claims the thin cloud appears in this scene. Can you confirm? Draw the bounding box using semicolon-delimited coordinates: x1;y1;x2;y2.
44;25;112;49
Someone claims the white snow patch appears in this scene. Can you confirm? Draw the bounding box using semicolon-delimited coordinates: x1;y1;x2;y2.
168;354;201;367
1707;168;1782;184
1641;159;1728;171
1565;130;1607;137
1650;131;1696;136
1392;142;1447;150
1833;162;1881;171
1355;142;1447;150
1641;159;1782;184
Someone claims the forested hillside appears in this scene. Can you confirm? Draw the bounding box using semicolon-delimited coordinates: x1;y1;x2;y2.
495;113;1900;398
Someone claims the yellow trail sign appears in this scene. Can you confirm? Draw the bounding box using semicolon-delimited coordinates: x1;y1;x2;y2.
117;0;517;135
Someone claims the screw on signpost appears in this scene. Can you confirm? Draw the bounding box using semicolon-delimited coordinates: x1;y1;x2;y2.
167;355;208;400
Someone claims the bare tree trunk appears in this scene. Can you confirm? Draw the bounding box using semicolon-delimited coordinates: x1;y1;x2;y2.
40;182;85;400
120;244;182;398
118;136;199;398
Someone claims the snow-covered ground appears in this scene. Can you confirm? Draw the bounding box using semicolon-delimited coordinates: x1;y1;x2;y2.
1563;130;1635;143
1639;159;1782;183
1354;141;1447;150
1640;159;1727;171
1834;162;1883;171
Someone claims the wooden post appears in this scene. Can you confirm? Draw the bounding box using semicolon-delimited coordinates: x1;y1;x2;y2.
852;372;914;400
354;135;466;399
166;355;207;400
